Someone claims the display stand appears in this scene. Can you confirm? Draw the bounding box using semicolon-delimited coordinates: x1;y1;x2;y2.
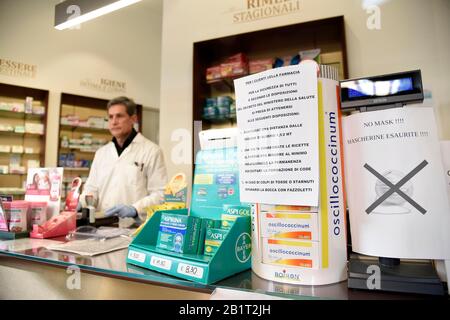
127;209;251;284
29;211;76;239
127;130;252;284
0;230;29;240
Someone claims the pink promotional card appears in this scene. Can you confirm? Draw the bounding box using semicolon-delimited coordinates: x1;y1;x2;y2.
25;168;64;220
0;200;8;231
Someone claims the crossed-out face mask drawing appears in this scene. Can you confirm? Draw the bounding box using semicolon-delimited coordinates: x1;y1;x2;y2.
365;160;428;215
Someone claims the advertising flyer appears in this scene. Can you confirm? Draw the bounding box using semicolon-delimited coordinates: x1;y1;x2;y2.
234;63;319;206
342;108;450;259
25;167;64;219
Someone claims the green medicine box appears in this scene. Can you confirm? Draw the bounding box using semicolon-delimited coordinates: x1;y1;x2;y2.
204;227;228;256
156;213;201;254
221;204;251;230
197;218;221;255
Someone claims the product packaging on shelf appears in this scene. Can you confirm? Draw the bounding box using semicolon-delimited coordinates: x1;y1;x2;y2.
29;202;47;227
25;167;64;219
0;200;8;231
299;48;321;63
260;210;319;241
262;238;320;269
203;96;234;120
3;201;29;233
32;105;45;115
220;53;248;78
64;177;82;211
0;145;11;153
11;145;23;153
204;227;228;256
196;218;221;255
156;213;201;254
25;122;44;134
206;66;222;82
249;58;274;74
133;173;188;238
220;204;251;230
27;160;40;169
24;97;33;114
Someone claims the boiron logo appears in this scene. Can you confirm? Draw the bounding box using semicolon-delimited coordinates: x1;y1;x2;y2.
274;269;301;281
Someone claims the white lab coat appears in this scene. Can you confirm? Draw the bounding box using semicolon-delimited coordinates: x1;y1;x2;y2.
81;133;168;221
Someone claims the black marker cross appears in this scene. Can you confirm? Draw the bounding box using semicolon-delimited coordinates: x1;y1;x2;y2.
364;160;428;215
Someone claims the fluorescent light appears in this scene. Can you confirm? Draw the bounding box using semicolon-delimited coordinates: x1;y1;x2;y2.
55;0;141;30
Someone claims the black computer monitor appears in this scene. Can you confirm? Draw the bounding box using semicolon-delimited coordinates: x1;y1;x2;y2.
340;70;424;111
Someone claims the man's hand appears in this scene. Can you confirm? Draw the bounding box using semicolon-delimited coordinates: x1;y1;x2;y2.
104;204;138;219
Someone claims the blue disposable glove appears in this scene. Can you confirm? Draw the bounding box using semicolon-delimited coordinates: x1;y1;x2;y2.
76;202;82;212
104;204;138;219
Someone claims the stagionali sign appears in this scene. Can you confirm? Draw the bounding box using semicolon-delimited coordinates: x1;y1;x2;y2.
0;58;37;78
233;0;301;23
80;78;126;93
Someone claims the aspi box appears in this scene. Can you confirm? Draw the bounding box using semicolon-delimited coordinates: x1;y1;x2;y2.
221;204;251;229
262;238;320;269
204;228;228;256
156;213;200;254
197;218;221;255
260;211;319;241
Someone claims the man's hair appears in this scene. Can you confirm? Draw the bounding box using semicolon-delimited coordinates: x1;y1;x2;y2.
107;96;137;116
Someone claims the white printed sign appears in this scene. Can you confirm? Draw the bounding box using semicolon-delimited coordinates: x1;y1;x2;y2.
128;250;146;263
150;255;172;271
343;108;450;259
177;263;204;279
234;63;319;206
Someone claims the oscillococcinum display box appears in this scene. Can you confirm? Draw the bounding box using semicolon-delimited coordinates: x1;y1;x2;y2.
262;238;320;269
260;211;319;241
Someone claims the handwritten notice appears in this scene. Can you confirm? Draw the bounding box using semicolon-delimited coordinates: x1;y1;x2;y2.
343;108;450;259
234;63;319;206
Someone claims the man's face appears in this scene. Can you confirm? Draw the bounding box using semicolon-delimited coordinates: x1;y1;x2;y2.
108;104;137;139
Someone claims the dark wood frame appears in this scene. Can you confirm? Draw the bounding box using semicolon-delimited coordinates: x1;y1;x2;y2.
0;82;49;167
56;92;143;165
192;16;349;163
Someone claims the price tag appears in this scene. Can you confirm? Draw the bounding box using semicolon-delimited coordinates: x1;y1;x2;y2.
150;255;172;271
128;250;146;263
177;263;204;279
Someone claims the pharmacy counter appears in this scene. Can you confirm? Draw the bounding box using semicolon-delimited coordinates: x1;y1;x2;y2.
0;237;436;300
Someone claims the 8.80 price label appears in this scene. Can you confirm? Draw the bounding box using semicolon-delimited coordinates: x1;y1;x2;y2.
177;263;204;279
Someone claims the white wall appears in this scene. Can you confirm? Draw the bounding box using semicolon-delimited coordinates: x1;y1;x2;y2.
160;0;450;183
0;0;163;166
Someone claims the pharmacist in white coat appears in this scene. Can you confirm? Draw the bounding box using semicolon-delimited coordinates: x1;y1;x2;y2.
80;96;168;224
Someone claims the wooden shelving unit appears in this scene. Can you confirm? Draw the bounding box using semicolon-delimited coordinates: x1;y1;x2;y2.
57;93;143;200
0;83;49;199
193;16;349;159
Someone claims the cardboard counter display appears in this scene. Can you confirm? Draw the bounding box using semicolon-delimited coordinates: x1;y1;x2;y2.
127;143;252;284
